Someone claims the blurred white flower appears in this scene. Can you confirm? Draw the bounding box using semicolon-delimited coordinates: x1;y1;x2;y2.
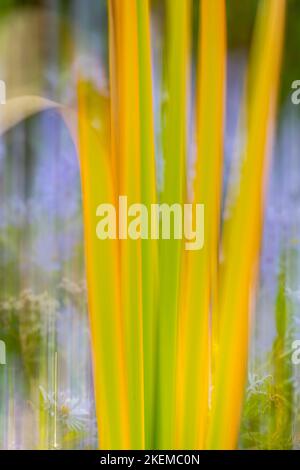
39;386;91;433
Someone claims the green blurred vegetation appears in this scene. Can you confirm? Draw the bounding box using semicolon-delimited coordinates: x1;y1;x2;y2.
228;0;300;108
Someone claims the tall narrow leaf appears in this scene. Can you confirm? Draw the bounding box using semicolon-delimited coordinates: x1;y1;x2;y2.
176;0;226;450
155;0;191;449
207;0;286;449
108;0;145;449
136;0;158;449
